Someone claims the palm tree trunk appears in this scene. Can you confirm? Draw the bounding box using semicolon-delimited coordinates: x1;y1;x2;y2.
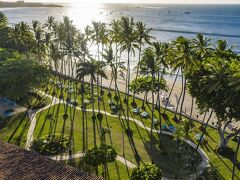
189;96;194;126
91;78;96;147
150;73;155;163
164;68;180;113
174;72;184;117
81;82;85;153
133;44;142;102
195;110;213;151
179;76;187;120
126;47;131;129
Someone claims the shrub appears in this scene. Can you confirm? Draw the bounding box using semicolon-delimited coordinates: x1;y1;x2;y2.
131;162;162;180
84;144;117;167
30;135;70;155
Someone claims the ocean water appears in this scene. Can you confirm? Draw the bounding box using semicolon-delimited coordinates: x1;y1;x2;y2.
1;3;240;70
1;4;240;43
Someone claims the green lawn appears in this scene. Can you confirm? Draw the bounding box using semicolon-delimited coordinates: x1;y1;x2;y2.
0;77;239;179
34;104;204;179
0;112;29;148
0;92;51;148
38;78;240;179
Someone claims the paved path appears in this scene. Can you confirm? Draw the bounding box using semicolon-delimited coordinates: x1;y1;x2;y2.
50;153;136;168
25;96;60;150
25;91;209;177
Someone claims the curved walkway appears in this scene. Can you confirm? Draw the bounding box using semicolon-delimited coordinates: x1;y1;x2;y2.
25;91;209;175
25;96;60;150
49;153;136;168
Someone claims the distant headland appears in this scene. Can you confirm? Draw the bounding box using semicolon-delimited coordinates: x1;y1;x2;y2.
0;1;63;8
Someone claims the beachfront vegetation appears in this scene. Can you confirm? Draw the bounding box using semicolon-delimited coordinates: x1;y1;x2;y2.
0;10;240;179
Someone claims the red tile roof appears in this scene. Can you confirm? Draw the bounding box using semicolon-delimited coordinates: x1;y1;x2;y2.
0;141;103;180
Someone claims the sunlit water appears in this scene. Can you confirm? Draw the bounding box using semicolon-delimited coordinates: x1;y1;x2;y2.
1;3;240;73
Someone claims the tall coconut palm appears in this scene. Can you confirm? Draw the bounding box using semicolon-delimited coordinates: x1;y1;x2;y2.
76;59;107;147
98;22;109;93
0;12;8;48
0;11;7;29
192;34;212;61
132;21;153;103
189;34;212;121
91;21;106;114
138;47;160;161
110;20;121;58
170;36;195;120
32;20;46;63
15;22;34;53
152;42;169;132
119;16;138;130
110;20;124;94
103;45;126;94
214;39;236;59
8;25;21;51
44;16;56;33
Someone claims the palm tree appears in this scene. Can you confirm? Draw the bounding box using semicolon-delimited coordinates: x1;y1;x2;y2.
132;21;153;103
72;32;90;153
110;20;121;57
119;16;138;130
91;21;106;114
110;20;124;94
192;34;212;61
214;39;236;59
0;11;8;29
138;47;160;161
0;12;8;48
44;16;56;33
76;59;107;147
98;22;109;94
170;36;195;120
32;20;46;63
186;34;212;122
15;22;34;53
152;42;169;132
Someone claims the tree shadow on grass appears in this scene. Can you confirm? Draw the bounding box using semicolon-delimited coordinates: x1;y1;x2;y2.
69;105;76;154
7;113;29;145
205;142;240;179
37;105;54;139
217;146;240;171
101;97;121;180
53;103;61;134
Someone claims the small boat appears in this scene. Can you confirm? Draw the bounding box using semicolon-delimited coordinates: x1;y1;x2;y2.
184;11;190;14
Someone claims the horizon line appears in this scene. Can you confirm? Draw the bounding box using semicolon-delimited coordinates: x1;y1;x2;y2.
11;1;240;5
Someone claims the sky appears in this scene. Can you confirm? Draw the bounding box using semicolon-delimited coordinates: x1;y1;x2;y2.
3;0;240;4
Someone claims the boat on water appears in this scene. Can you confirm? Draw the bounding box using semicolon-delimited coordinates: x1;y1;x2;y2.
184;11;190;14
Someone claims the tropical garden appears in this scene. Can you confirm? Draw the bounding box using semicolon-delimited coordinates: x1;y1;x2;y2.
0;11;239;179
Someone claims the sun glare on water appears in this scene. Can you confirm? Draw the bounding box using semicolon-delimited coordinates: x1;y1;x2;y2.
66;0;107;30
